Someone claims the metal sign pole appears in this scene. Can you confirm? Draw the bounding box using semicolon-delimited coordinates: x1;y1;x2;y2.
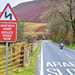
6;42;8;75
0;3;17;75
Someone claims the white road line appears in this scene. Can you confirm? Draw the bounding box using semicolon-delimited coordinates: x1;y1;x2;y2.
67;55;72;59
65;54;73;59
57;69;63;75
40;42;44;75
66;69;73;75
58;50;74;60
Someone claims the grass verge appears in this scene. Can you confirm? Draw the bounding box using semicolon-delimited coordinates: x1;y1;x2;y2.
66;44;75;50
12;46;40;75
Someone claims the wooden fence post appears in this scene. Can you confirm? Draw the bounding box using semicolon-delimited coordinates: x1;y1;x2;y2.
20;46;24;67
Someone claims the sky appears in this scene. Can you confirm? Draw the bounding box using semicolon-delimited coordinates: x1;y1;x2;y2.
0;0;33;11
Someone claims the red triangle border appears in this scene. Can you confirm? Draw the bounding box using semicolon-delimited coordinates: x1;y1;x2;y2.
0;3;18;22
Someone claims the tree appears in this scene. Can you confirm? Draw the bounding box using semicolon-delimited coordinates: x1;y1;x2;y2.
17;20;25;42
68;0;75;43
41;0;74;43
58;0;75;43
47;9;68;42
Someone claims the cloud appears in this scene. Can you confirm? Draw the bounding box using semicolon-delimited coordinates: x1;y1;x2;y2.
0;0;33;11
10;0;33;7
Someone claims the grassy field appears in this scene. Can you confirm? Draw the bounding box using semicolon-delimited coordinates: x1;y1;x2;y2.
12;45;40;75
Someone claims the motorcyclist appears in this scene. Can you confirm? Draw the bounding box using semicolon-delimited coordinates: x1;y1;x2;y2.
59;42;64;49
59;39;64;49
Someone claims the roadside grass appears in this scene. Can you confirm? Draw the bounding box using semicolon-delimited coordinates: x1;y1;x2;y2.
66;44;75;50
13;46;40;75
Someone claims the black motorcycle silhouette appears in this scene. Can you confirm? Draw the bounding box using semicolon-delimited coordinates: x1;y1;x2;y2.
59;43;64;49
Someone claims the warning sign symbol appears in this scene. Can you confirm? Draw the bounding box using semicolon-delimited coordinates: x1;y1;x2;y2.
0;3;17;22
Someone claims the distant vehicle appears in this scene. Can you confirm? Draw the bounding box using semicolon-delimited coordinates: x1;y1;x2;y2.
59;42;64;49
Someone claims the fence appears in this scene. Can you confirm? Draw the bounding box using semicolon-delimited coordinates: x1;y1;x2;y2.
0;43;32;75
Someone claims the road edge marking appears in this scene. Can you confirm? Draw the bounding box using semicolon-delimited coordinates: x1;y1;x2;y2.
40;42;44;75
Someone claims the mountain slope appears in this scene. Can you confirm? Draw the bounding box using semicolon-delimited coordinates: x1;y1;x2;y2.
13;0;49;22
13;0;63;22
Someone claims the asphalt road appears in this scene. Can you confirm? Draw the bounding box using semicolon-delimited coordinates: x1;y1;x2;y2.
38;40;75;75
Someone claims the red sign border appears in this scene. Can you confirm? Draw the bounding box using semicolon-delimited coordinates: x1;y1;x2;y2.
0;3;18;22
0;23;17;42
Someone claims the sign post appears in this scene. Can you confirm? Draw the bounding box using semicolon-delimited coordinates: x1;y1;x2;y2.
0;3;17;75
6;42;8;75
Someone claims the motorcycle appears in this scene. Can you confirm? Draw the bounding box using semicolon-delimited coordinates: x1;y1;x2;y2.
59;43;64;49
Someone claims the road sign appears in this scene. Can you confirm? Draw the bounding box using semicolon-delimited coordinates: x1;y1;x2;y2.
0;3;17;42
0;3;17;75
0;23;17;42
0;3;17;22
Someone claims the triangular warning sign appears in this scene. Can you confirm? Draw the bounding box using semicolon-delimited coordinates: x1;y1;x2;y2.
0;3;17;22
